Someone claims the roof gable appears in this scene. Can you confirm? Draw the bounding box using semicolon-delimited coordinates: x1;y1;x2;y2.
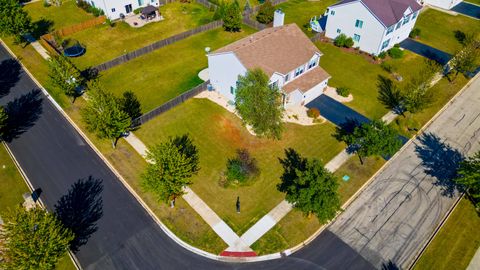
212;24;321;76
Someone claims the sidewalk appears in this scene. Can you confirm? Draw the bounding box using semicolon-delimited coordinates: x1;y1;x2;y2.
24;34;50;60
467;247;480;270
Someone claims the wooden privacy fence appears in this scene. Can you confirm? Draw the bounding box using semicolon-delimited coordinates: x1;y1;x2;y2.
39;34;61;56
132;81;210;126
93;20;223;72
195;0;218;9
242;16;268;30
55;16;106;37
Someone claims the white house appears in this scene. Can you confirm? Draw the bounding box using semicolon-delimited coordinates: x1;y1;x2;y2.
88;0;160;19
421;0;462;10
324;0;423;55
207;23;331;108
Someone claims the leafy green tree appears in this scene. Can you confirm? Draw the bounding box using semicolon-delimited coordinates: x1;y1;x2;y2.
449;39;480;80
339;119;402;164
81;86;131;148
235;68;284;139
48;54;82;103
403;59;441;114
118;90;142;120
0;0;32;43
277;148;341;223
456;151;480;208
256;0;274;24
222;0;242;32
0;207;74;270
142;134;199;206
377;75;403;115
213;1;227;20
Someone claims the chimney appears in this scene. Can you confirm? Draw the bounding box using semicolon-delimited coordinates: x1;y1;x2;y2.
273;9;285;27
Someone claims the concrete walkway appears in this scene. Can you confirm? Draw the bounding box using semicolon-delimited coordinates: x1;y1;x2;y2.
24;34;50;60
124;133;251;252
467;247;480;270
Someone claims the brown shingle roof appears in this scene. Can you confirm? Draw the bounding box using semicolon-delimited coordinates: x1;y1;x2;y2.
282;67;331;94
213;24;321;76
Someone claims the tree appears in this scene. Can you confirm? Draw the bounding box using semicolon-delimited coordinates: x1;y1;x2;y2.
256;0;274;24
0;207;74;270
456;151;480;209
277;148;341;223
449;38;480;80
403;59;441;114
81;86;131;148
377;75;403;115
339;119;402;164
0;0;32;43
48;54;82;103
235;68;284;139
222;0;242;32
118;90;142;120
142;134;199;206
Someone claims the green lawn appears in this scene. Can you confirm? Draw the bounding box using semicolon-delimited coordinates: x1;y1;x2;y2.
466;0;480;6
316;42;424;119
135;98;345;234
414;198;480;270
69;2;214;69
99;27;256;112
24;0;94;37
276;0;337;36
64;99;227;253
415;8;480;54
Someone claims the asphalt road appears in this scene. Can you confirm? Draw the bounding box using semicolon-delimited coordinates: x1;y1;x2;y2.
2;40;479;270
329;75;480;268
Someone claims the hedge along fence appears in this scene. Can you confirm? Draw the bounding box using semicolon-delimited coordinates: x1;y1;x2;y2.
93;20;223;72
132;81;210;126
55;16;106;37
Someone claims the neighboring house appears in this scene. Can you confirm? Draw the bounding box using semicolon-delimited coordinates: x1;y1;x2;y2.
421;0;462;10
89;0;160;19
207;23;331;108
324;0;423;55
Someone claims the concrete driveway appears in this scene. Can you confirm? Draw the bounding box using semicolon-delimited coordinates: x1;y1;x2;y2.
328;75;480;268
306;94;370;126
452;2;480;19
400;38;452;65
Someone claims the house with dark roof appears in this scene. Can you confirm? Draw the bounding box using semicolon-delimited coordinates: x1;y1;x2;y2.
324;0;423;55
207;23;331;108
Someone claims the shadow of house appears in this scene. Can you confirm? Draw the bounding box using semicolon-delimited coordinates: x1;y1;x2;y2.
55;176;104;252
414;132;464;197
0;58;22;97
2;89;43;142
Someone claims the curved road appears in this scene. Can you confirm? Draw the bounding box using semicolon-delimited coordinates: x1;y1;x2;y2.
2;43;479;270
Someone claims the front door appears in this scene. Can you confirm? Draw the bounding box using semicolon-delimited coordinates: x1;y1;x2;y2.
125;4;132;13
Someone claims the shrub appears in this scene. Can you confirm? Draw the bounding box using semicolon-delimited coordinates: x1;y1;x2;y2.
336;87;350;97
256;0;274;24
307;108;320;119
388;47;404;59
344;37;354;48
76;0;104;16
378;51;387;59
133;7;142;14
380;62;394;73
89;6;104;17
394;43;400;48
105;18;114;27
334;34;347;47
43;0;51;7
224;149;259;187
409;28;421;38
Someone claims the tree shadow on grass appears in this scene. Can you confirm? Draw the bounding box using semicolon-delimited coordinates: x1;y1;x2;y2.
31;18;54;39
55;176;104;252
0;59;22;97
414;132;464;197
333;118;362;154
2;89;43;142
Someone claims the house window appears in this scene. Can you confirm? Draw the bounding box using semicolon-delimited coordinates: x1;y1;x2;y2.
295;66;304;77
336;28;341;34
353;34;361;42
396;21;402;30
403;15;410;25
138;0;144;5
270;80;279;89
355;19;364;29
330;10;335;15
386;25;394;35
90;1;95;6
381;39;390;50
230;86;235;95
412;11;418;19
308;58;317;69
111;8;115;12
285;74;290;82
